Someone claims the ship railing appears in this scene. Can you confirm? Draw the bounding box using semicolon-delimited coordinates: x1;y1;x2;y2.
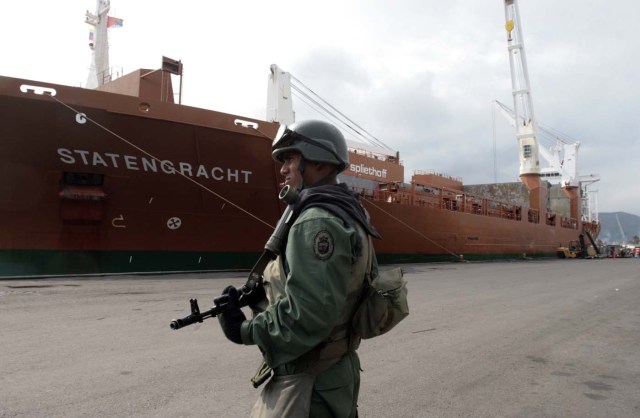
349;149;403;167
98;66;123;86
413;169;463;183
358;183;530;223
411;192;441;208
546;213;557;226
582;220;600;236
560;216;579;230
483;199;522;221
440;191;524;222
357;182;583;231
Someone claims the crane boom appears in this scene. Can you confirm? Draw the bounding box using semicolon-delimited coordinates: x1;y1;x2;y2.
501;1;600;226
615;213;627;243
504;0;540;177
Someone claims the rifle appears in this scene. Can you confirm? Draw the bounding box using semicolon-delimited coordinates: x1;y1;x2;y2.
169;185;299;330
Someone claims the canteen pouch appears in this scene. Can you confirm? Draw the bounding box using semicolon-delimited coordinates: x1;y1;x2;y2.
351;266;408;339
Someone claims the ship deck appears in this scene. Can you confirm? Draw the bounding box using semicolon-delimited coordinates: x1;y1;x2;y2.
2;258;639;417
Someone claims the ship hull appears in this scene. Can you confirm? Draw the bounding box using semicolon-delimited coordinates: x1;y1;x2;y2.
364;199;575;263
0;75;592;277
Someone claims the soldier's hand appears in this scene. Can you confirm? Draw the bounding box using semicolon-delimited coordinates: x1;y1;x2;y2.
217;286;246;344
240;283;267;309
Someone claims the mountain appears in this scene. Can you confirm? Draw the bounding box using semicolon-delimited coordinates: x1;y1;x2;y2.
597;212;640;245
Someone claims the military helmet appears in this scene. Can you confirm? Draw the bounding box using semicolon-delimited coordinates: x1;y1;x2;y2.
272;120;349;172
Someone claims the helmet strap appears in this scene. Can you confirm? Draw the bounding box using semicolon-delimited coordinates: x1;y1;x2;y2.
297;159;307;191
297;159;338;190
309;167;339;188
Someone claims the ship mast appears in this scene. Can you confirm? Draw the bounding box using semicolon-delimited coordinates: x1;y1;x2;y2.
266;64;295;126
85;0;111;89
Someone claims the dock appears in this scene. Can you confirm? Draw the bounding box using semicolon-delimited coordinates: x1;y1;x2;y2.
1;258;639;417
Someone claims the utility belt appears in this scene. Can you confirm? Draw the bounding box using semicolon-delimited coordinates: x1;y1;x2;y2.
251;322;361;387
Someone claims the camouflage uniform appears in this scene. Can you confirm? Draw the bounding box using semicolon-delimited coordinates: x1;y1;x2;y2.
215;120;380;417
241;203;374;418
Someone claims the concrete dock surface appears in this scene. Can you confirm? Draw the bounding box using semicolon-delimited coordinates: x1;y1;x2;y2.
1;258;639;417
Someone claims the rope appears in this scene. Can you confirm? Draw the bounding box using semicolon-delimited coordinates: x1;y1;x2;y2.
362;198;463;259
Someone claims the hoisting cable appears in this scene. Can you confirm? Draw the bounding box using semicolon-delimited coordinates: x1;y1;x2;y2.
290;86;368;146
43;92;276;230
290;76;394;152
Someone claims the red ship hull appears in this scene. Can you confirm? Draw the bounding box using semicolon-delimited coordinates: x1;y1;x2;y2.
0;75;596;277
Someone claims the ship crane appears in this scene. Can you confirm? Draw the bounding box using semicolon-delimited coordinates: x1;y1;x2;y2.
502;0;552;219
504;0;599;225
493;99;600;222
503;0;539;180
615;213;627;244
493;99;580;187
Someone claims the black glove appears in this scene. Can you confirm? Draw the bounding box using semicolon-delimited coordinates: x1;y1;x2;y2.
239;283;267;309
217;286;246;344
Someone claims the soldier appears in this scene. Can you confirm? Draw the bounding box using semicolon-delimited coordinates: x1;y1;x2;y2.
217;120;381;417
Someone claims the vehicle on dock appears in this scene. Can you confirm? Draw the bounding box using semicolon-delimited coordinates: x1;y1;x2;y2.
557;240;596;259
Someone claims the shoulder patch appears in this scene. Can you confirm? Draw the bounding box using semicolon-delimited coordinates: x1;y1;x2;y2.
313;230;334;260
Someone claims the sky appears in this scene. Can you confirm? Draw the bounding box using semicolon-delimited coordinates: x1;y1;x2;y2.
2;0;639;216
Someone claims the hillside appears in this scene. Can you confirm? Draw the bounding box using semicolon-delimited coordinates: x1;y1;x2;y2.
598;212;640;244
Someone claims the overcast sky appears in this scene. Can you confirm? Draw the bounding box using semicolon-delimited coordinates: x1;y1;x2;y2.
2;0;639;216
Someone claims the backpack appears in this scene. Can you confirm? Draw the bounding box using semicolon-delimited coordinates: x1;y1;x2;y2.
351;237;409;339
